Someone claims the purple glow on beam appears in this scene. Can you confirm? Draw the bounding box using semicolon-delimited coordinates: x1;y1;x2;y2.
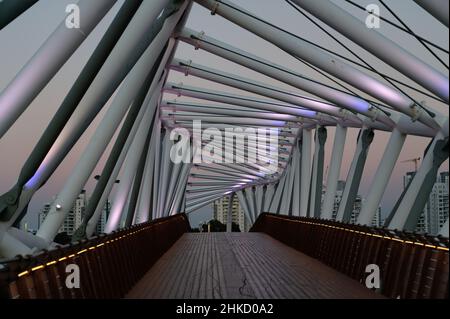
263;113;304;121
24;154;54;189
24;130;71;189
344;96;371;113
229;173;259;180
283;106;317;118
25;172;41;189
357;76;412;110
104;191;128;233
263;120;286;126
437;82;449;102
295;109;318;118
303;99;342;115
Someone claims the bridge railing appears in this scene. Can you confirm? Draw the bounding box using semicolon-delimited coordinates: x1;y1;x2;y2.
0;214;190;299
251;213;449;299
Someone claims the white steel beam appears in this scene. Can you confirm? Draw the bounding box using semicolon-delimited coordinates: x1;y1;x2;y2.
321;124;347;219
357;128;406;225
299;128;312;216
292;0;449;103
177;27;393;127
194;0;440;130
389;120;449;230
0;0;119;139
104;87;163;233
414;0;449;28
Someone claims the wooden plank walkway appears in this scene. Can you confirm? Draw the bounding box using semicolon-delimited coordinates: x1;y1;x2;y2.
126;233;382;299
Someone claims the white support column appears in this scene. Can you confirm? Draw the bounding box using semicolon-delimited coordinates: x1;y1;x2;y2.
281;150;298;215
5;2;185;246
300;129;312;217
36;61;164;244
152;123;162;220
389;120;449;230
119;187;133;228
236;190;253;225
439;218;449;237
156;130;173;218
321;124;347;219
226;193;234;232
134;126;157;224
308;127;327;218
0;0;118;139
85;97;148;237
86;161;122;237
0;1;182;232
263;184;275;212
336;128;374;222
0;232;36;259
255;185;264;217
85;38;177;233
104;88;162;233
269;175;286;213
164;160;183;217
357;128;406;226
247;187;258;222
169;161;192;215
243;189;253;221
180;194;187;214
279;168;291;215
292;141;302;216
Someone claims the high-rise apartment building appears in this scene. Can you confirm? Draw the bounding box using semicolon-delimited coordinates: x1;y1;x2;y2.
330;181;381;227
39;190;86;236
405;171;449;235
94;200;111;235
213;195;248;232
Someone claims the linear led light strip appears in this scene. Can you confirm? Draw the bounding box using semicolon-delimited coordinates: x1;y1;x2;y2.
267;215;449;252
15;217;184;278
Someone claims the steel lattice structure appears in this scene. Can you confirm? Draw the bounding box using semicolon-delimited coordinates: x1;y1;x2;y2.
0;0;448;260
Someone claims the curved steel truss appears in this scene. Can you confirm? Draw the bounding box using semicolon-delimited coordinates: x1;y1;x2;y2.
0;0;448;259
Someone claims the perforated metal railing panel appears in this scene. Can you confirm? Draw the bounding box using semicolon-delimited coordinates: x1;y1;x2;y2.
0;214;190;299
251;213;449;299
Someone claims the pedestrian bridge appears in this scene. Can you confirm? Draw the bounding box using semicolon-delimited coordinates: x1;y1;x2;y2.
1;214;447;299
0;0;448;300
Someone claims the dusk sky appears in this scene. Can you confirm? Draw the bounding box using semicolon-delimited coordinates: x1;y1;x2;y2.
0;0;448;229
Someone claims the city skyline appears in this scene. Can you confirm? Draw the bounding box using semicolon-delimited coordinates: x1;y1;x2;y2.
406;171;449;235
35;189;110;237
26;170;450;236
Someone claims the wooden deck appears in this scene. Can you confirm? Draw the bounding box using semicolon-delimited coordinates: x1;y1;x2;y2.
126;232;382;299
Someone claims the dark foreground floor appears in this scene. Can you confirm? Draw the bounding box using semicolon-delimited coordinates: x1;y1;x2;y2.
126;232;382;299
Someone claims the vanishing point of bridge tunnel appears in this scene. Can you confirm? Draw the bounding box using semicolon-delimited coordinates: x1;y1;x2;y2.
0;0;449;305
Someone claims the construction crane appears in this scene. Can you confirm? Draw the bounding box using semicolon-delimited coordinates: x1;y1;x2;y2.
401;157;421;172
